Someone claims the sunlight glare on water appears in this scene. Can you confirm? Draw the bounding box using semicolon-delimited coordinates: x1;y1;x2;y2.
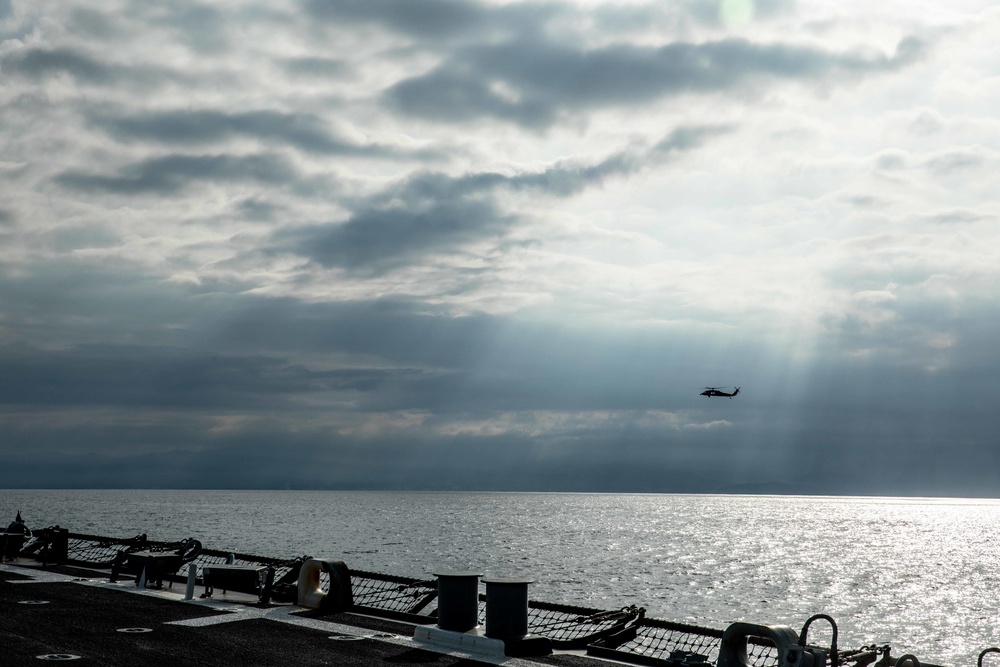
4;490;999;667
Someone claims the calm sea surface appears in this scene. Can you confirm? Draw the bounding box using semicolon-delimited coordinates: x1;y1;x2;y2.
2;491;997;667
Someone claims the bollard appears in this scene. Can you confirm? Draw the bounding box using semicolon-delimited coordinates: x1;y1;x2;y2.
297;559;353;612
482;578;533;641
433;571;482;632
43;528;69;566
184;563;197;600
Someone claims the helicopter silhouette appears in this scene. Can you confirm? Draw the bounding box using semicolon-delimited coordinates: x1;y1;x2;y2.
700;386;740;398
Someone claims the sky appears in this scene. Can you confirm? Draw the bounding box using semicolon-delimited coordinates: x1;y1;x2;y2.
1;0;999;494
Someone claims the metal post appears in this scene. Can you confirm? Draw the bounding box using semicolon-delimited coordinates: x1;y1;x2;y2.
184;563;197;600
433;571;482;632
483;578;533;641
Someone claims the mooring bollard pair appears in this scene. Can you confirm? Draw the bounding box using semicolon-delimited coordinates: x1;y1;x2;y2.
432;571;549;656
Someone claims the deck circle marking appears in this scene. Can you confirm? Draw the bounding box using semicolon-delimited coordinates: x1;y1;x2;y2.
328;635;367;641
20;600;50;605
117;627;153;633
36;655;81;661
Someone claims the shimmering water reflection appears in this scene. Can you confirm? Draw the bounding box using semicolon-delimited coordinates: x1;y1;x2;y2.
4;491;998;666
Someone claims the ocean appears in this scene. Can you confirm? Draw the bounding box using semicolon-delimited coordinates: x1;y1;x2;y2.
2;490;997;667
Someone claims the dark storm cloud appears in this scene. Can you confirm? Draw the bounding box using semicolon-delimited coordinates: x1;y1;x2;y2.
200;296;747;413
0;262;998;493
54;152;298;195
0;343;416;411
0;267;450;414
0;280;717;422
0;429;732;492
284;126;726;273
387;36;927;127
87;108;417;158
24;291;632;420
4;308;997;493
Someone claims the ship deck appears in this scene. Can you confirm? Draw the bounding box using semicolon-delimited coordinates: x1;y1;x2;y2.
1;560;609;667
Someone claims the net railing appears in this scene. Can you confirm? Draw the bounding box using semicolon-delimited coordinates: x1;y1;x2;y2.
526;601;644;647
602;617;778;667
18;530;861;667
349;569;437;616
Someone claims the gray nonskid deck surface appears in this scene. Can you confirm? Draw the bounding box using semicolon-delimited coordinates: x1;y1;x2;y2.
1;563;612;667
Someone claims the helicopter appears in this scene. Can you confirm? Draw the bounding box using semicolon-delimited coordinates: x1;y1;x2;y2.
700;386;740;398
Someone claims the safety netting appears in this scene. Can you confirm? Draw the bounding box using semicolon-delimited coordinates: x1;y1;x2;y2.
16;529;868;667
349;569;437;615
522;601;645;648
600;617;778;667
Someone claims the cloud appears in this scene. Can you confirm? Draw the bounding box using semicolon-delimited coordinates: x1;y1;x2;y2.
1;0;999;496
685;0;796;27
923;147;987;175
0;46;177;88
87;108;419;158
281;126;727;274
280;56;351;79
302;0;484;39
387;36;928;127
387;68;558;129
909;108;946;136
1;46;113;83
69;7;124;39
287;198;513;274
0;341;430;414
152;2;230;54
54;152;299;195
236;198;282;223
875;150;909;170
920;209;990;224
300;0;563;42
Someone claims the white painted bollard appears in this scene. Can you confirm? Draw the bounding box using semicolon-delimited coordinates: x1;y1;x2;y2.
184;563;197;600
296;559;353;612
